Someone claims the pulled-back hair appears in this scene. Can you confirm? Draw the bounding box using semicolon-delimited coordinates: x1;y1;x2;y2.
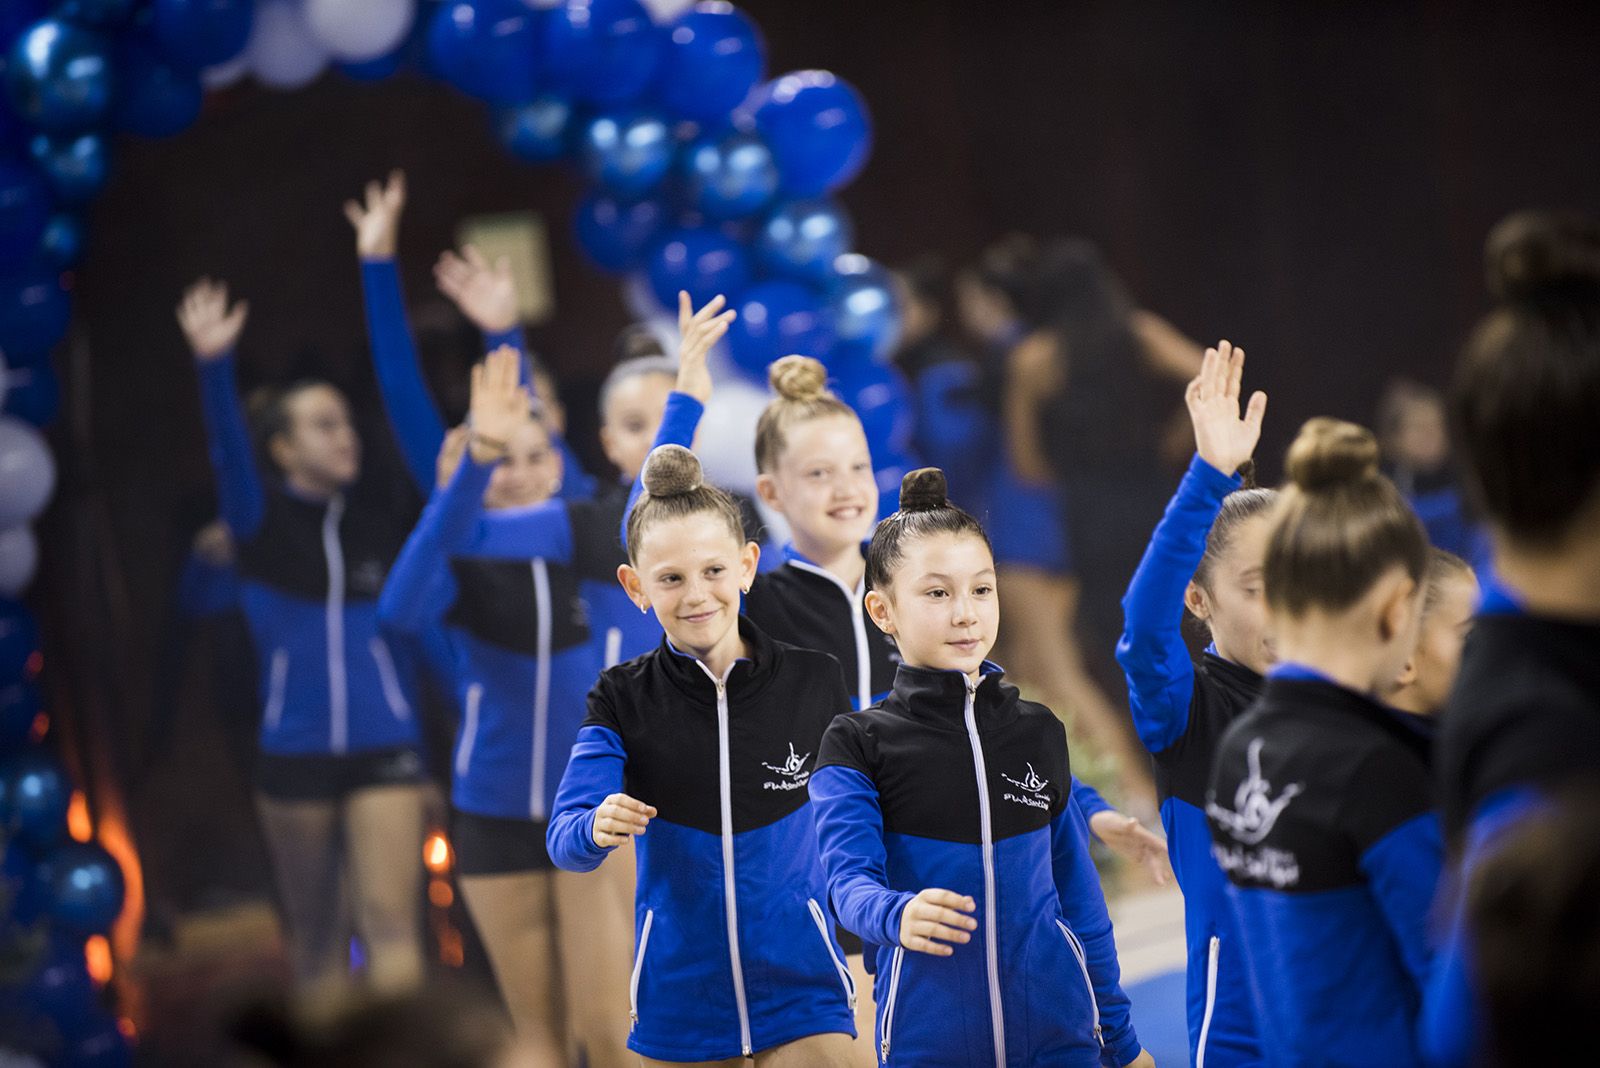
598;354;677;416
1423;547;1474;618
1264;418;1429;617
865;468;991;592
247;378;343;475
1453;210;1600;546
625;444;745;564
753;355;861;473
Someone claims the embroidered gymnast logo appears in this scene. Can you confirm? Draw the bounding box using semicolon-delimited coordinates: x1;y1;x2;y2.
1001;762;1052;810
761;742;811;791
1206;738;1304;846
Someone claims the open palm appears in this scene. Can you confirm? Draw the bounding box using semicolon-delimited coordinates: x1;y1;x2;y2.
1186;339;1267;476
176;278;249;361
343;170;406;259
435;244;518;334
469;345;532;455
674;291;736;404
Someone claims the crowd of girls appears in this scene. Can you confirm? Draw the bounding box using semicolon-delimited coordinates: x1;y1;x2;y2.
174;188;1598;1067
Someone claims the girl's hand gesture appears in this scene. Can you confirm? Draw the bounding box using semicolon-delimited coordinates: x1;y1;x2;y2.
1186;339;1267;477
343;170;406;259
435;425;471;489
177;278;249;361
435;244;518;335
675;291;736;405
592;792;657;848
467;346;532;464
898;888;977;957
1090;811;1173;886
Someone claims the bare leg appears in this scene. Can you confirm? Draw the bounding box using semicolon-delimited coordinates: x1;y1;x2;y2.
754;1032;858;1068
344;782;427;993
639;1058;742;1068
553;843;636;1068
255;792;352;1002
846;954;876;1066
460;869;567;1061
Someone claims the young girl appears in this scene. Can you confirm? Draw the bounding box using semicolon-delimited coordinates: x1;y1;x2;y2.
1116;340;1271;1067
809;468;1150;1068
546;443;858;1067
1206;417;1441;1068
177;278;426;1000
1381;549;1478;722
377;348;630;1064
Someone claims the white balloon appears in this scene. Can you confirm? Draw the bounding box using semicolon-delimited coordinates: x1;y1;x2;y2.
304;0;416;62
0;525;38;597
201;53;252;89
694;370;765;497
0;418;54;526
248;0;331;91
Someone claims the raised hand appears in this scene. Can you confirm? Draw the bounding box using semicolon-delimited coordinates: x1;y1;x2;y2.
467;345;532;464
435;244;518;335
342;169;406;259
592;792;657;848
435;424;471;490
675;290;736;404
1186;339;1267;477
898;887;978;957
1090;811;1173;886
177;277;249;361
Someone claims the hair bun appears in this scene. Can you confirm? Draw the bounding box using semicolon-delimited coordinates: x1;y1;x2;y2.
768;355;829;402
641;444;704;498
1485;210;1600;302
899;468;949;513
1284;417;1381;492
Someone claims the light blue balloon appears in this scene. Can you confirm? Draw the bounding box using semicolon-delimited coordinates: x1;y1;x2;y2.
579;110;673;200
755;199;852;283
4;19;115;134
681;132;779;221
828;253;901;360
496;96;574;163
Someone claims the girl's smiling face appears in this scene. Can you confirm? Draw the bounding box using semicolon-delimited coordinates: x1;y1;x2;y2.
620;512;758;660
866;530;998;677
757;413;880;559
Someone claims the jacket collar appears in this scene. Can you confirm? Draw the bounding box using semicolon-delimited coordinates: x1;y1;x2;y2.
657;615;779;702
884;660;1017;731
1260;673;1432;764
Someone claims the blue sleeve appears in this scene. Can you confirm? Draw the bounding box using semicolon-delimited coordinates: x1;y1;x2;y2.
808;764;917;949
450;498;575;561
360;257;448;494
195;355;266;539
1359;812;1444;993
546;722;627;873
377;455;495;634
620;391;706;548
1052;794;1142;1068
1115;454;1241;753
177;555;240;618
1072;777;1114;824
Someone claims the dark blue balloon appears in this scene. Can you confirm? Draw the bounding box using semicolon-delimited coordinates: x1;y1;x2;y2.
578;110;673;199
8;930;94;1031
495;95;574;163
54;0;137;26
646;226;749;310
339;48;405;81
4;20;115;134
0;597;39;678
48;841;125;934
835;358;913;455
426;0;541;106
574;192;665;272
2;351;60;426
752;70;871;198
0;679;41;750
1;750;70;847
37;212;83;268
151;0;253;71
114;38;203;138
828;253;901;360
2;834;51;922
755;199;851;283
680;131;778;221
0;162;51;272
726;279;834;379
542;0;662;104
63;1017;133;1068
0;3;48;57
29;130;109;206
871;447;918;520
656;2;763;122
0;266;70;355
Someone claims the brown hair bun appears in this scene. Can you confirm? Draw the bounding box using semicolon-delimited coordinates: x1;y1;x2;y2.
1284;417;1381;493
898;468;949;513
640;444;703;498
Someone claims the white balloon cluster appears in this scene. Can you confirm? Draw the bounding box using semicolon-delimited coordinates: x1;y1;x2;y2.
0;361;58;597
218;0;418;92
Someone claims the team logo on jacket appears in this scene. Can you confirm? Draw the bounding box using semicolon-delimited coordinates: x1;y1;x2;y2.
349;559;388;596
1207;738;1304;888
1001;762;1052;810
761;742;812;791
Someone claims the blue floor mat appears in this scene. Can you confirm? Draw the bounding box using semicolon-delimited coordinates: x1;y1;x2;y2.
1125;968;1190;1065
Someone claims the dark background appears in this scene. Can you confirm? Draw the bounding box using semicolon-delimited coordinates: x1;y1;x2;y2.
40;0;1600;941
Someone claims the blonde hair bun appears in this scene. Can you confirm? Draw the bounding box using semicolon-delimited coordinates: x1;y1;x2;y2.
1284;417;1381;493
768;355;830;402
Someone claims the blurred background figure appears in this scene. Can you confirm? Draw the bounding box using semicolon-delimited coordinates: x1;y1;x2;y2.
1375;377;1488;569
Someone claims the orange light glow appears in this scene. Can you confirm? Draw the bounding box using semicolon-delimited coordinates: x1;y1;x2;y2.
428;879;454;909
24;650;42;679
85;935;113;985
29;711;47;741
118;1017;137;1040
440;929;464;968
424;832;452;873
67;791;93;843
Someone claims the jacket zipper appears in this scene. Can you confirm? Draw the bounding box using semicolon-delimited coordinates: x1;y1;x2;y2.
629;908;654;1030
807;897;858;1011
368;637;411;719
879;944;905;1062
264;648;288;731
604;625;623;669
961;678;1007;1068
700;665;753;1057
322;495;348;754
1195;934;1220;1068
529;559;552;820
455;683;483;777
788;560;872;709
1057;919;1104;1049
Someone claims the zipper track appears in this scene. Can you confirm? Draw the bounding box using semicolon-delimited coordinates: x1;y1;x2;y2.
264;648;288;731
807;898;857;1010
529;560;552;820
369;637;411;719
786;560;872;709
455;683;483;777
322;496;348;754
1196;934;1220;1068
629;908;654;1029
1057;919;1103;1049
961;679;1006;1068
701;666;753;1057
879;945;905;1062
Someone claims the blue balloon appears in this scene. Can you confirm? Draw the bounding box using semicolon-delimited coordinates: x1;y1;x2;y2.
574;192;665;272
0;598;39;677
6;930;94;1032
726;280;834;379
426;0;541;106
0;162;51;271
656;2;763;122
871;447;919;520
4;20;115;134
48;841;125;934
0;266;70;355
752;70;871;198
828;254;901;360
755;199;852;283
2;352;60;426
0;679;40;749
578;110;673;200
2;834;51;922
38;212;83;268
54;0;138;26
29;130;110;206
63;1017;133;1068
151;0;254;71
543;0;662;104
681;131;778;221
835;358;913;455
495;95;574;163
114;38;203;138
646;226;749;310
0;3;47;56
1;750;70;847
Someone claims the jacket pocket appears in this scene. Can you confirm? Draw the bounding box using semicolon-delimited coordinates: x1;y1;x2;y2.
879;944;905;1063
368;637;411;719
263;648;289;731
1056;919;1103;1049
455;684;483;778
807;897;857;1011
629;908;655;1030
